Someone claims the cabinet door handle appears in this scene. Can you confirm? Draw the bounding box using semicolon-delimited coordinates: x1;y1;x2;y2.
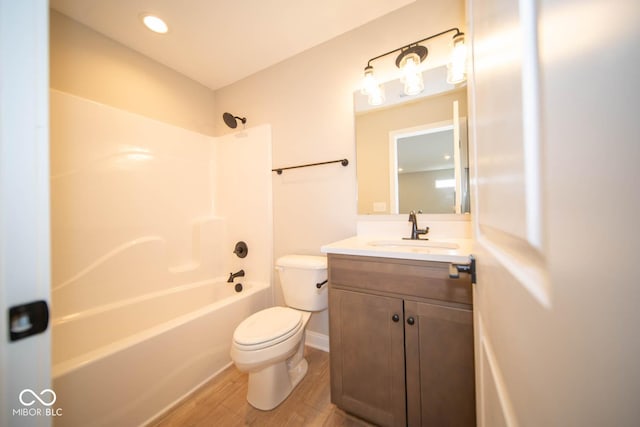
392;314;400;322
407;316;415;326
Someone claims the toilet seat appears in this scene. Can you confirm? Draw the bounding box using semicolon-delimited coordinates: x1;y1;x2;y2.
233;307;302;351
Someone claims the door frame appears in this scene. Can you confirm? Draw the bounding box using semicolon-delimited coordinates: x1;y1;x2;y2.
0;1;51;425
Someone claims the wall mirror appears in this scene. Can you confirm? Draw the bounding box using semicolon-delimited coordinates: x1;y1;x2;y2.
355;66;470;215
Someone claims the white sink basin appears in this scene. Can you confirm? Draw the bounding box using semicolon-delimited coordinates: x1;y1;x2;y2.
367;240;459;250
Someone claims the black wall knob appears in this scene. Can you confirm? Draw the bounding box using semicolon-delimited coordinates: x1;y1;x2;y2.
233;241;248;258
407;316;415;326
392;314;400;322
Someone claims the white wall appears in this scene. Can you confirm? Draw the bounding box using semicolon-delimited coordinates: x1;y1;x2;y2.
50;10;217;136
214;0;466;335
215;125;274;291
399;169;456;213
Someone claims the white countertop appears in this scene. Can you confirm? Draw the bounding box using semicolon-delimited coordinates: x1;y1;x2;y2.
320;235;473;264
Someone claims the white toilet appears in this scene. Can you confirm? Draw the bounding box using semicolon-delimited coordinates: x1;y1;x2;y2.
230;255;328;410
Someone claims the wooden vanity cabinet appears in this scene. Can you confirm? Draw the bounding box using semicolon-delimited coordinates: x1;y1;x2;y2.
328;254;475;427
330;288;407;426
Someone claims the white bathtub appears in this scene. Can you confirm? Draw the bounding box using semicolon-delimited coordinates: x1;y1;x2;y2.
52;278;270;426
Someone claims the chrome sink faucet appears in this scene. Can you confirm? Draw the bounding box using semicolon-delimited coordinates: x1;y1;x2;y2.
407;210;429;240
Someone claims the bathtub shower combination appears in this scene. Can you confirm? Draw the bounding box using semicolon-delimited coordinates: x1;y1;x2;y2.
50;90;273;426
53;278;269;426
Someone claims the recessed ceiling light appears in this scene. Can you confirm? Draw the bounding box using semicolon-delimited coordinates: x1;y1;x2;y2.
141;14;168;34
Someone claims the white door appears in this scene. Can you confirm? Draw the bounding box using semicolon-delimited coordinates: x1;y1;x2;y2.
0;1;52;426
468;0;640;425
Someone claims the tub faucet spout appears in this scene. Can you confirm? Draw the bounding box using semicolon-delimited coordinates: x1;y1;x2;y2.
228;270;245;283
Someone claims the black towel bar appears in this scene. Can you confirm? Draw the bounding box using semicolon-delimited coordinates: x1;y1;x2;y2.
272;158;348;175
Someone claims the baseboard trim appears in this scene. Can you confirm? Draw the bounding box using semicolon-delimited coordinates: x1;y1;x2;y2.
305;331;329;352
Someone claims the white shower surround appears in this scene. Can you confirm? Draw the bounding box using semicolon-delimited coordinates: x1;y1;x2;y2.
50;90;273;425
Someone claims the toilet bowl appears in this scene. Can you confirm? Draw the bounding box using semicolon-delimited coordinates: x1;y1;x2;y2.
230;255;327;410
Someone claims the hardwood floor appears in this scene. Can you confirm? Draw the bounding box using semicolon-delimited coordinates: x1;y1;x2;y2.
148;347;374;427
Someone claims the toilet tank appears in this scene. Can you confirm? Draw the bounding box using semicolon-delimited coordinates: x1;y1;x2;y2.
275;255;328;311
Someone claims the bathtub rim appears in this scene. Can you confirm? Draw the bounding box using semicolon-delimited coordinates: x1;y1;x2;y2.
52;279;269;379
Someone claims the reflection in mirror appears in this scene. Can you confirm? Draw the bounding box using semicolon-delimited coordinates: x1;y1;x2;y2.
355;66;469;215
392;120;468;214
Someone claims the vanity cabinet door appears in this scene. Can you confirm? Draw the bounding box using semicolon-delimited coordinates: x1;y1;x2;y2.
329;288;406;427
404;300;476;427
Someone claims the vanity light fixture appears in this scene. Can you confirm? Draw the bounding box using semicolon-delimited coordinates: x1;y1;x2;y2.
141;14;169;34
361;65;385;106
397;46;427;96
361;28;466;105
447;32;467;84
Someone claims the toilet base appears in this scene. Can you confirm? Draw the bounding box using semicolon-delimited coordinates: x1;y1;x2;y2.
246;356;308;411
232;311;314;411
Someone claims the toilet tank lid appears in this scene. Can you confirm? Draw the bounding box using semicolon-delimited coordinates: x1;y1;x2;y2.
276;255;327;269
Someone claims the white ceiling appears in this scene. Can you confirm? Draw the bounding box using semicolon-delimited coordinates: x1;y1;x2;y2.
50;0;415;91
